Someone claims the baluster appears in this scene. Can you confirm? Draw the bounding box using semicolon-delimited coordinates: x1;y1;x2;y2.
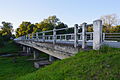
74;24;78;48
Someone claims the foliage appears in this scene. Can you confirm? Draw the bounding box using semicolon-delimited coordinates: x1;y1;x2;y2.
87;26;93;32
0;21;13;41
86;14;120;33
15;22;32;37
86;25;120;33
0;34;4;47
17;46;120;80
103;25;120;33
0;41;20;54
15;15;68;37
101;14;120;27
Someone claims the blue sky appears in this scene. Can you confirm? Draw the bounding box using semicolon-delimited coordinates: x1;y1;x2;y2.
0;0;120;29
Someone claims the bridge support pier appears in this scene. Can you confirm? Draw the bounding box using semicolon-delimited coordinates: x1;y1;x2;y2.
22;46;26;52
33;50;39;60
49;55;55;62
26;47;32;55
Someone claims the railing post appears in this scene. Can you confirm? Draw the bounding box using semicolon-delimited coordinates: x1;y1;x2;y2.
25;35;27;40
74;24;78;48
28;34;30;40
42;32;45;42
53;28;56;45
90;33;93;40
103;33;105;42
36;32;38;41
93;20;103;50
82;23;87;49
32;33;34;40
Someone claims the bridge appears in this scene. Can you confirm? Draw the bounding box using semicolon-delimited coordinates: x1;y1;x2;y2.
14;20;120;61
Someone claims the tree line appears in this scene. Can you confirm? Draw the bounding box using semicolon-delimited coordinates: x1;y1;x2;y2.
15;15;68;38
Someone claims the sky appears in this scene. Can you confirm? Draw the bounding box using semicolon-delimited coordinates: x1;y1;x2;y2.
0;0;120;30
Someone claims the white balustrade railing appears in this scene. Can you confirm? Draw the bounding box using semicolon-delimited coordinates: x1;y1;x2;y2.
14;23;96;49
103;33;120;42
16;20;119;50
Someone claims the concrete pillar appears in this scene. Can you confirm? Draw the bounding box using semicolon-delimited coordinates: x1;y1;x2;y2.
23;46;26;52
33;50;39;60
82;23;87;49
53;28;56;45
28;47;32;54
26;47;29;54
93;20;103;50
49;55;55;62
42;32;45;42
74;24;78;48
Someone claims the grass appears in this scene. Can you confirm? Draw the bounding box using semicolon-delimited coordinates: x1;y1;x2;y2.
16;46;120;80
0;41;20;54
0;56;37;80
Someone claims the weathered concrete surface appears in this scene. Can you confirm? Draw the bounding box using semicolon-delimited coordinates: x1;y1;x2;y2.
103;41;120;48
16;41;80;59
34;60;51;68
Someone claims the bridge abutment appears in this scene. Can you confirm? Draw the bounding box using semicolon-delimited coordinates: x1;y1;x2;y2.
33;50;40;60
22;46;26;52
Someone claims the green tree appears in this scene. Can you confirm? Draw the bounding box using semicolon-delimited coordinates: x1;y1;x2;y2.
1;21;13;41
16;15;68;37
16;21;32;37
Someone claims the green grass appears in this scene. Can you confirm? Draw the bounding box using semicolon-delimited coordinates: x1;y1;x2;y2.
0;41;20;54
0;56;37;80
16;46;120;80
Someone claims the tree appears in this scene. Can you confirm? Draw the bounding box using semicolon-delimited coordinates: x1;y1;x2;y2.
26;24;36;34
56;23;68;34
43;15;60;26
16;15;68;37
100;14;120;27
16;21;32;37
1;21;13;41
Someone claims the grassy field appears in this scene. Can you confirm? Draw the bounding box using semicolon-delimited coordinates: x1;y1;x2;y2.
16;46;120;80
0;56;37;80
0;41;20;54
0;40;49;80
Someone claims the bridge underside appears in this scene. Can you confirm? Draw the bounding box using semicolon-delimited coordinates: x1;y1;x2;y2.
16;41;81;59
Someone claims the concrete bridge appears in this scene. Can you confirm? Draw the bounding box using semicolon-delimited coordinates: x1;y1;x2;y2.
14;20;120;61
